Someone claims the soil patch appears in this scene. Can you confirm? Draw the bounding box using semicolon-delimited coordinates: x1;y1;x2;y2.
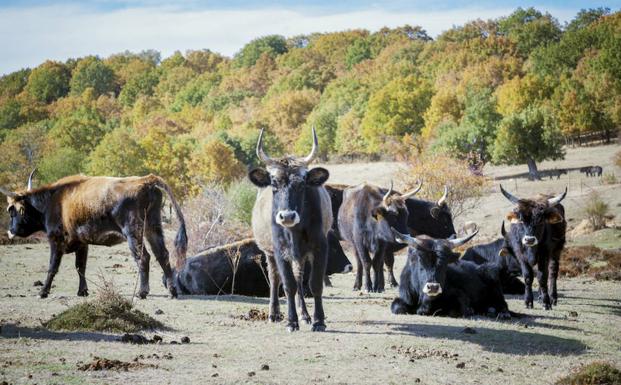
77;356;159;371
560;246;621;281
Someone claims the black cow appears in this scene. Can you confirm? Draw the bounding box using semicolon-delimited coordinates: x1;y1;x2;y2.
390;229;511;319
500;185;567;310
338;182;421;293
548;169;567;179
249;127;332;332
580;166;602;177
461;225;525;295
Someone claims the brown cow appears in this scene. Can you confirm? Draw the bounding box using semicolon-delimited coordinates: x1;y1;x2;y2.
0;172;187;299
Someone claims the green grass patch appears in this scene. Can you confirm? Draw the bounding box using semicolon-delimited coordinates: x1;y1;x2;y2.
556;362;621;385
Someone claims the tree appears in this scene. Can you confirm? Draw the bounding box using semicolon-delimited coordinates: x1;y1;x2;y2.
70;56;116;97
345;39;372;69
498;7;561;58
492;105;565;179
234;35;288;67
0;69;31;98
187;139;245;191
87;126;147;177
25;61;70;103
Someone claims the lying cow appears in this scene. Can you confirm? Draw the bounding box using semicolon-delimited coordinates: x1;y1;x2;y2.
500;185;567;309
390;229;511;319
0;171;186;299
461;224;525;295
166;237;353;296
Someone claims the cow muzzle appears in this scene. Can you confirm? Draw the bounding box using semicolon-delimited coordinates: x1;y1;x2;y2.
522;236;538;247
7;230;15;240
423;282;442;296
276;210;300;228
342;264;353;273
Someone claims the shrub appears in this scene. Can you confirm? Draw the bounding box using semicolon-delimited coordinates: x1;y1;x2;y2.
615;150;621;168
583;192;609;230
397;151;490;219
556;362;621;385
227;179;256;226
600;172;618;185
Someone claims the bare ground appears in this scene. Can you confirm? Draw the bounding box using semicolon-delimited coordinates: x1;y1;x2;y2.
1;144;621;385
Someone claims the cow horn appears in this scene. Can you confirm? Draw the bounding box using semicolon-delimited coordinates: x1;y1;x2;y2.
256;128;275;165
499;184;520;204
437;185;449;206
27;168;37;191
548;187;567;206
401;179;422;200
0;187;16;198
383;180;394;206
390;227;425;248
501;221;506;237
301;126;319;165
448;229;478;249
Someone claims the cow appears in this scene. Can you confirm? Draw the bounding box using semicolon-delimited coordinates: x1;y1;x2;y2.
390;228;511;319
338;181;421;293
499;185;567;310
461;223;525;295
166;237;352;296
0;171;186;299
548;169;567;180
248;127;332;332
588;166;603;177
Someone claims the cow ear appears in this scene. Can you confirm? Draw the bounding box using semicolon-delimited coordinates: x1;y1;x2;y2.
430;206;440;219
546;210;564;224
506;211;521;224
372;207;385;221
248;168;271;187
306;167;329;186
448;252;460;264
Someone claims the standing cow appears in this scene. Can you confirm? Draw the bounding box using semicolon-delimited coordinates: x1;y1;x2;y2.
499;185;567;310
338;182;421;293
0;172;186;299
249;127;332;332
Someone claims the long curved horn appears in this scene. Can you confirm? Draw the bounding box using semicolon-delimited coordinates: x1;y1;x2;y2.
256;128;275;165
548;187;567;206
501;221;506;237
301;126;318;165
448;229;479;249
401;179;422;200
391;227;425;248
382;180;394;206
499;184;520;204
0;187;17;198
437;185;449;206
27;168;37;191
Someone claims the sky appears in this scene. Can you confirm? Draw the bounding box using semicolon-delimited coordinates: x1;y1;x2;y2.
0;0;619;75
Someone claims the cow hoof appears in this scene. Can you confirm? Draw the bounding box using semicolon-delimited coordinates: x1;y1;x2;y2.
137;291;148;299
286;322;299;332
498;311;511;320
77;289;89;297
551;298;558;305
311;323;326;332
525;302;533;309
301;315;312;325
389;281;399;288
543;303;552;310
269;313;283;323
169;287;178;299
38;291;49;299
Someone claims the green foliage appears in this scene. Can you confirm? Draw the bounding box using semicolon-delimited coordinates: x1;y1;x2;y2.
0;98;24;130
119;68;159;106
555;362;621;385
87;126;147;177
25;61;70;103
498;7;561;58
234;35;288;67
0;68;31;98
38;146;83;183
69;56;116;97
226;179;256;226
345;39;372;69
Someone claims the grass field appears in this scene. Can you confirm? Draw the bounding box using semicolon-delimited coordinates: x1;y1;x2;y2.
1;144;620;385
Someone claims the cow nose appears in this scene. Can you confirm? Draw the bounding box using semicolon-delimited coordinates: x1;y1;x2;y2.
276;210;300;227
522;236;538;247
423;282;442;296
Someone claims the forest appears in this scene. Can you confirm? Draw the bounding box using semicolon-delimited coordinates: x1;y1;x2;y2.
0;7;619;199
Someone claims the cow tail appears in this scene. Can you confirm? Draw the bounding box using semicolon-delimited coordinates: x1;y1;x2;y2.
153;176;188;269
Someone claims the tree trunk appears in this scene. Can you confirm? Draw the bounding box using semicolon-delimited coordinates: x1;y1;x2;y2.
527;158;540;181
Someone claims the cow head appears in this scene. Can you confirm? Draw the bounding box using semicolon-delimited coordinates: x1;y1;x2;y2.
372;181;421;243
500;184;566;264
248;127;329;229
392;227;478;300
498;221;522;276
0;170;45;239
429;186;455;231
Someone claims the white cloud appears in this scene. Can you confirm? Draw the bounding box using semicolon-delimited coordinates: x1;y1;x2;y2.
0;3;578;74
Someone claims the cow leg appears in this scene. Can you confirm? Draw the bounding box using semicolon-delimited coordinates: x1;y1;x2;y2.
323;275;332;287
124;227;151;299
548;253;560;305
145;226;177;298
354;241;373;292
352;246;363;291
266;254;282;322
275;258;299;332
384;251;398;287
309;240;328;332
75;244;89;297
293;261;311;325
536;261;552;310
521;262;534;309
40;240;64;298
372;244;386;293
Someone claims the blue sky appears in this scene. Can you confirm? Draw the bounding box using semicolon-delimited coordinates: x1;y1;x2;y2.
0;0;619;75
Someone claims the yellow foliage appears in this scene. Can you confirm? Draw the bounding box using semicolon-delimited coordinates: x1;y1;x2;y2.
187;140;245;194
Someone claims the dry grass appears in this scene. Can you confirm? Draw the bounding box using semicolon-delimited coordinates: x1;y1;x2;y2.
600;172;618;185
560;245;621;281
555;362;621;385
44;278;164;333
583;192;611;231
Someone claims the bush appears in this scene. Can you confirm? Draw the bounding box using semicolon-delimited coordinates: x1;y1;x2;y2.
583;192;609;230
556;362;621;385
615;150;621;168
600;172;618;185
227;179;256;226
397;151;490;219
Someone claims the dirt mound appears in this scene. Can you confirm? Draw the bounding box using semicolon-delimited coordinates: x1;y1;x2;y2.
391;345;459;361
560;246;621;281
556;361;621;384
236;308;268;321
77;356;158;371
44;285;164;333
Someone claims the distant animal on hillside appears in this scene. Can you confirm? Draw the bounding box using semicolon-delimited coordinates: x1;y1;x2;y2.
580;166;602;177
548;169;567;179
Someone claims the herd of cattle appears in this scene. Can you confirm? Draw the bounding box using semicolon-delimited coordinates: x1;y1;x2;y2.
1;128;570;332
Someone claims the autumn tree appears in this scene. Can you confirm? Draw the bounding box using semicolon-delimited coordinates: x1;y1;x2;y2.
69;56;116;96
24;61;70;103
